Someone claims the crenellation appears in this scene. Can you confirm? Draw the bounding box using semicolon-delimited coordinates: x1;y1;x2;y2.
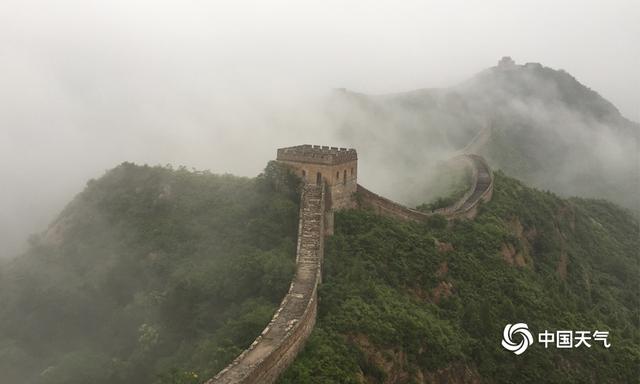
277;145;358;165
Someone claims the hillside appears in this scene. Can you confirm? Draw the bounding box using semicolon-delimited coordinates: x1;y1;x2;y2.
280;172;639;383
0;162;301;384
0;158;637;384
327;59;639;213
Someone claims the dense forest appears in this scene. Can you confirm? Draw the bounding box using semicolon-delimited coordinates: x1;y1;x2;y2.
280;172;639;383
0;162;301;384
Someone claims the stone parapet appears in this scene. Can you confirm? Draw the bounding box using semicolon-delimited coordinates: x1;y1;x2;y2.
277;145;357;165
206;184;325;384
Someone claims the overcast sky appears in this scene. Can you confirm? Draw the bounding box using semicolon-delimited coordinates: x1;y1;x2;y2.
0;0;638;257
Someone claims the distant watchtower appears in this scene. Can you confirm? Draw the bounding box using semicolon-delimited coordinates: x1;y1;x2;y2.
277;145;358;233
498;56;516;68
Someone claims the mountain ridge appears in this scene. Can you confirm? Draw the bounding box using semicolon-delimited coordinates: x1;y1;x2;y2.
327;59;639;213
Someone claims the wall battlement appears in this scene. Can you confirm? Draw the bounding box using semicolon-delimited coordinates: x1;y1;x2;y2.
277;144;357;165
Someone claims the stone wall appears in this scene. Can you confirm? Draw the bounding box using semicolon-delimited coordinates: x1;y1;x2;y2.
206;183;325;384
357;154;493;222
208;153;494;384
277;159;358;211
356;184;430;221
278;157;357;236
446;154;493;219
277;145;357;165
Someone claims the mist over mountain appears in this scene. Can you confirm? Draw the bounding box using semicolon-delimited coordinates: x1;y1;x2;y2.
1;56;637;260
327;58;639;213
1;1;638;382
1;60;638;381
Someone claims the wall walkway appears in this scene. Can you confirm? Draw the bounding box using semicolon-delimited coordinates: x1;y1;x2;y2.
206;184;324;384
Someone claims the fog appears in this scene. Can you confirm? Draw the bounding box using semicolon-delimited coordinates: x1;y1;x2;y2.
1;0;638;258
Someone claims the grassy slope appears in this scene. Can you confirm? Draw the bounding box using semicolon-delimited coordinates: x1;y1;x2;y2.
280;172;639;383
0;161;300;384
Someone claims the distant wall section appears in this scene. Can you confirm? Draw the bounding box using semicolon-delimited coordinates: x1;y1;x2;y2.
357;154;493;222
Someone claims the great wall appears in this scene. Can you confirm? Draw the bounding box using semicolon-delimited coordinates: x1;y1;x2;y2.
357;154;493;221
208;144;494;384
206;183;325;384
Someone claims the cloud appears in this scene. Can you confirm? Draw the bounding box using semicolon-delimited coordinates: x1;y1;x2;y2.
0;0;638;257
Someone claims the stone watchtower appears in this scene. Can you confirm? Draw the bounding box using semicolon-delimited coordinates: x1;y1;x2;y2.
276;145;358;234
498;56;516;68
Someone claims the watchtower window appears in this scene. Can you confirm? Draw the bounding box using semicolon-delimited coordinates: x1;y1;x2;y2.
316;172;322;185
302;170;306;178
343;170;347;185
336;171;339;179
